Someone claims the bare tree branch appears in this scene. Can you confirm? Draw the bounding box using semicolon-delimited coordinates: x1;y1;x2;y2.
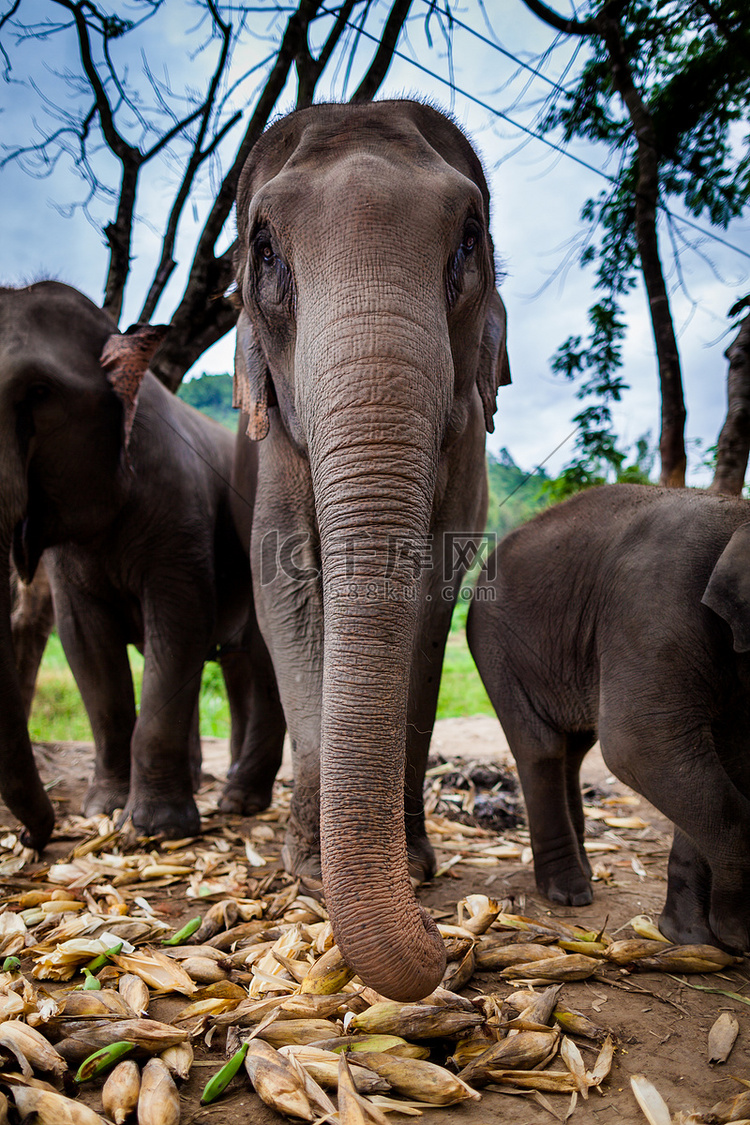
139;0;235;320
296;0;359;109
352;0;412;101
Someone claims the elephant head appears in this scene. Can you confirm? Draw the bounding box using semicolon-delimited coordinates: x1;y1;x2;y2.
233;101;509;998
0;281;165;847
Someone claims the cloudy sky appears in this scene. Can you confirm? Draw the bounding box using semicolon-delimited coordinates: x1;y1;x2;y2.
2;0;749;484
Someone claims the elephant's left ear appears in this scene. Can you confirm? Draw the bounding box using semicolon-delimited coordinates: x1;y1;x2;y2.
476;289;511;434
702;522;750;652
101;324;170;457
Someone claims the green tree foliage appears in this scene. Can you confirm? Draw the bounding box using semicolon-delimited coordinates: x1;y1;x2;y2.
177;372;236;431
529;0;750;484
484;449;550;537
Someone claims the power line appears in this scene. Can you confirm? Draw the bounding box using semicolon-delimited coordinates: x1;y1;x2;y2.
419;1;746;248
319;5;750;263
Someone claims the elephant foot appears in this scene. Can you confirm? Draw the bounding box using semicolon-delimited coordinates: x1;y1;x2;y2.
281;829;322;882
407;834;437;885
83;779;131;818
218;781;274;817
124;794;201;840
536;863;593;907
658;904;714;947
19;807;55;852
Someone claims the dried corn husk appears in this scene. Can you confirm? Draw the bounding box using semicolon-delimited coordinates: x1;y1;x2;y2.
500;954;601;982
54;1019;188;1064
629;915;669;942
300;944;354;995
12;1085;108;1125
60;989;136;1020
137;1057;180;1125
708;1012;739;1064
604;939;681;965
278;1045;390;1094
178;956;229;984
244;1038;314;1120
0;1019;67;1076
113;950;196;995
161;1042;194;1081
118;973;150;1016
102;1060;140;1124
442;944;476;991
457;894;500;935
630;1074;672;1125
256;1018;343;1048
458;1030;559;1086
355;1051;481;1104
192;901;240;944
633;945;739;973
312;1035;430;1060
349;1001;482;1039
476;942;566;970
704;1088;750;1122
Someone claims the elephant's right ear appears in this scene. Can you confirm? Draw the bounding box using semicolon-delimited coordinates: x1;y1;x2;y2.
233;310;270;441
101;324;169;458
702;522;750;652
476;289;511;434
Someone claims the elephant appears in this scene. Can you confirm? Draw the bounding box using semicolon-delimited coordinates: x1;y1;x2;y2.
232;99;511;1001
0;280;285;846
467;482;750;953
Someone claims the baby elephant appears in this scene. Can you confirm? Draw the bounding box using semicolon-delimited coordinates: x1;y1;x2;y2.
468;483;750;953
1;281;284;843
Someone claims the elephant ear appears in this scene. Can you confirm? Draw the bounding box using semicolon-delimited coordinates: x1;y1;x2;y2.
477;289;511;434
702;522;750;652
100;324;170;458
233;310;271;441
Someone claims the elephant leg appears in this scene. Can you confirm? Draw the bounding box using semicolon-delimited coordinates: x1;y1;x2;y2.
403;587;458;884
11;559;54;720
565;732;596;879
126;643;204;838
52;583;135;816
218;622;286;816
250;448;323;879
599;697;750;952
500;702;594;906
659;827;714;945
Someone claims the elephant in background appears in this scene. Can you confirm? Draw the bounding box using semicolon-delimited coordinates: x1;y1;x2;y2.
232;100;510;1001
467;482;750;953
0;281;285;846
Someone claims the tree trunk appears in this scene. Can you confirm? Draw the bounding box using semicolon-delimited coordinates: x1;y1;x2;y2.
598;10;687;488
711;310;750;495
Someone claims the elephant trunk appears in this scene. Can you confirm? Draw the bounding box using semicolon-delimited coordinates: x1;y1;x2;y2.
305;345;450;1000
0;525;55;849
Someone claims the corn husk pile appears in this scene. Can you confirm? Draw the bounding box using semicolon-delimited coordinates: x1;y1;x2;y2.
0;762;743;1124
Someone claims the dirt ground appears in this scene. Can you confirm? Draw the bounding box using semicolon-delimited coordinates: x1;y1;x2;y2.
2;718;749;1125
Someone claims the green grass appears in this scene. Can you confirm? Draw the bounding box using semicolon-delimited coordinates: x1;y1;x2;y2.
29;633;231;743
29;602;491;743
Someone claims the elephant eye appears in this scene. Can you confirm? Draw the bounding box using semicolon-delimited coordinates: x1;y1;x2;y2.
461;221;481;255
253;231;276;266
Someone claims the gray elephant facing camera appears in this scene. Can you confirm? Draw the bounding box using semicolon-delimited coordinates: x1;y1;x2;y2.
467;483;750;953
232;99;510;1001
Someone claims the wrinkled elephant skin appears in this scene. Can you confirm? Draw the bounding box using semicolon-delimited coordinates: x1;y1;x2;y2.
0;281;285;844
468;483;750;953
232;101;511;1000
